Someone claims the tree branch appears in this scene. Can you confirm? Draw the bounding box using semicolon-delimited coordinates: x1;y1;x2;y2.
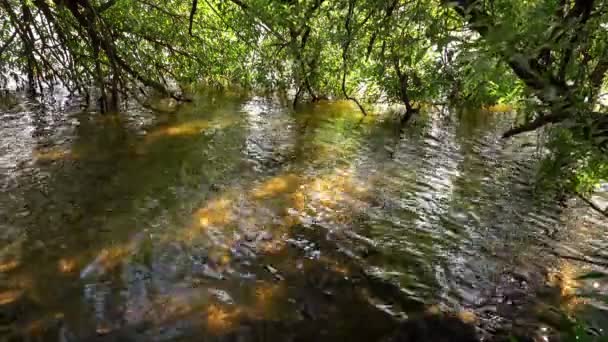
448;0;584;138
502;112;569;138
189;0;198;36
341;0;367;115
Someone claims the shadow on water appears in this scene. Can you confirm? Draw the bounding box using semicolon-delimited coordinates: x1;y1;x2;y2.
0;92;607;341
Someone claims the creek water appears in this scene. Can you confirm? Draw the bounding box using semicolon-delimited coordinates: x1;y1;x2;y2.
0;91;606;341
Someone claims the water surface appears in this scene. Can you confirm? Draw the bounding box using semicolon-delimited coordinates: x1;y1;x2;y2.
0;93;606;341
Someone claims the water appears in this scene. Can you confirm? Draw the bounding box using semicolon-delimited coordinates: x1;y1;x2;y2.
0;92;606;341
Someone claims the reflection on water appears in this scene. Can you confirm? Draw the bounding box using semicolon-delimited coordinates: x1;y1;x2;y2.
0;92;606;341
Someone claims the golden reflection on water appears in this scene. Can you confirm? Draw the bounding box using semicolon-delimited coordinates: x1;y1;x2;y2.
32;147;77;161
457;310;478;324
254;281;284;308
547;260;586;313
204;304;241;334
58;258;77;274
173;165;371;264
174;166;370;260
0;260;19;273
148;120;212;138
195;198;235;229
0;289;23;305
80;238;143;278
548;261;577;297
31;115;238;163
143;117;236;145
306;169;369;209
544;208;607;315
251;174;301;199
87;248;125;274
249;281;288;321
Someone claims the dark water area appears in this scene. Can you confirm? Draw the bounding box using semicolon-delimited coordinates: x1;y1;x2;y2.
0;92;607;341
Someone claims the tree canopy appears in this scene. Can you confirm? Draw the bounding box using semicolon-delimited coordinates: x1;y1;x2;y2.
0;0;607;195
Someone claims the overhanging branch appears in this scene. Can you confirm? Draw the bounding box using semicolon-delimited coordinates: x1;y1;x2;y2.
502;112;569;138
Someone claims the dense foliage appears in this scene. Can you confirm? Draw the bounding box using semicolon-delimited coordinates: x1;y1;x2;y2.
0;0;607;196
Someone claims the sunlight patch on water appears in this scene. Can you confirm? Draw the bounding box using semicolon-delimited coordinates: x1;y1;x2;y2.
0;289;23;305
32;146;77;161
254;281;283;307
204;304;241;334
80;234;146;279
162;164;373;288
143;117;236;146
194;198;235;229
251;174;301;199
58;258;77;274
547;260;586;312
457;309;478;324
0;259;19;273
80;246;130;279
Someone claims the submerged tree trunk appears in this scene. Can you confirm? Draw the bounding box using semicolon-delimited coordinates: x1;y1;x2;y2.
341;0;367;116
393;56;418;124
25;50;36;96
110;69;120;112
13;1;38;95
93;42;107;113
